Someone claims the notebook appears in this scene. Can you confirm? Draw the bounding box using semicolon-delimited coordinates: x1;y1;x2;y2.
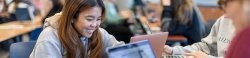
15;8;31;22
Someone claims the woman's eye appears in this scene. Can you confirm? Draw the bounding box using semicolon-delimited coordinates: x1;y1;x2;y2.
97;19;101;21
86;19;93;21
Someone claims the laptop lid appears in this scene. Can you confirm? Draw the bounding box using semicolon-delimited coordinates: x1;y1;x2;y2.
15;8;31;22
107;40;156;58
130;32;168;58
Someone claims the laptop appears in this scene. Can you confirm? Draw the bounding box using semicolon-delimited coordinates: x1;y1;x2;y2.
107;40;156;58
130;32;169;58
15;8;31;22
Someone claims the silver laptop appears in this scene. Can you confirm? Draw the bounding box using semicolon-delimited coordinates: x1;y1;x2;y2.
107;40;156;58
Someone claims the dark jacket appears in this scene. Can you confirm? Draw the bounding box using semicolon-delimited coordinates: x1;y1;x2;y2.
42;0;63;24
161;0;205;44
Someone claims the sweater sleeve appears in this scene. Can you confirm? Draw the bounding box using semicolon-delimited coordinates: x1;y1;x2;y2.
30;27;63;58
99;28;125;58
171;16;225;57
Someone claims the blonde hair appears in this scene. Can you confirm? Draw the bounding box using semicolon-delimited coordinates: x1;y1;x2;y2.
175;0;193;24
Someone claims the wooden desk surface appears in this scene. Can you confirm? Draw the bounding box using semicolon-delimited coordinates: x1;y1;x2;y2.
198;6;223;23
0;21;41;42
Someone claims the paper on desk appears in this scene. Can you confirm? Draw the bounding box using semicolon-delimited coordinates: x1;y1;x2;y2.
0;25;24;29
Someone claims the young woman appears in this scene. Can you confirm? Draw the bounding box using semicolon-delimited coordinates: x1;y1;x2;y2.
30;0;124;58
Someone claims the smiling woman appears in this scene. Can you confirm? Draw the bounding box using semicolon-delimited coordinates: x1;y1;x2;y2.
29;0;124;58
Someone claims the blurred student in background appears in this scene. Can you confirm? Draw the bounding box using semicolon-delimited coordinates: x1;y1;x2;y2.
41;0;63;24
0;0;9;23
30;0;124;58
0;0;8;18
161;0;205;45
8;0;27;13
103;0;122;25
101;0;134;43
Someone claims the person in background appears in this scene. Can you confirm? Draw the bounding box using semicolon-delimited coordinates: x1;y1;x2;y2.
30;0;52;19
0;0;9;23
41;0;63;24
8;0;38;21
103;0;122;25
114;0;134;12
132;0;146;16
8;0;30;14
30;0;124;58
161;0;205;45
0;0;8;18
101;0;134;43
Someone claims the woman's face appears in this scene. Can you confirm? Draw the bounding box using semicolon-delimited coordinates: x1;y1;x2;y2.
225;0;249;32
74;6;102;38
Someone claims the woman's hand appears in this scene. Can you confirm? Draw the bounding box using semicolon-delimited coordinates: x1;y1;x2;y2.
163;45;173;55
185;51;208;58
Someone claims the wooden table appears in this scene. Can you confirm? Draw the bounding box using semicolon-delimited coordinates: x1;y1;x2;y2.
0;21;41;42
194;0;224;23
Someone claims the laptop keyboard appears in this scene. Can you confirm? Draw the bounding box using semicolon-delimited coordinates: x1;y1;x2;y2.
162;55;185;58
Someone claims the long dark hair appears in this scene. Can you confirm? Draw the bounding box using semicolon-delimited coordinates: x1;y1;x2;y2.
57;0;105;58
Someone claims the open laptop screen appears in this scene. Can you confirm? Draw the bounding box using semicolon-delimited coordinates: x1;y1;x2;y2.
107;40;155;58
15;8;31;22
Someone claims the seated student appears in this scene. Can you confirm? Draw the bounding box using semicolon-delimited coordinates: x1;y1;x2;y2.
171;0;250;58
41;0;63;24
0;0;10;23
0;0;8;18
102;0;134;43
30;0;124;58
8;0;37;21
164;15;235;58
161;0;205;45
163;0;236;57
8;0;30;14
103;0;122;25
